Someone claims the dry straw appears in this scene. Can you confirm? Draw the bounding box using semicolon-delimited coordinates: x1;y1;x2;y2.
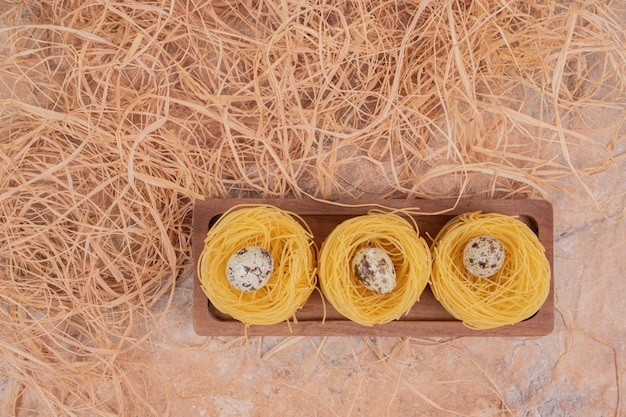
1;0;625;415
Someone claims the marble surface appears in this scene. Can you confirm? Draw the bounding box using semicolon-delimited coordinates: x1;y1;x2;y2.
134;182;624;417
1;2;625;416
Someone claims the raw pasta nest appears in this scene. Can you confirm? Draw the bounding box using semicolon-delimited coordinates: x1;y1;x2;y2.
318;211;432;326
430;212;551;330
197;204;317;327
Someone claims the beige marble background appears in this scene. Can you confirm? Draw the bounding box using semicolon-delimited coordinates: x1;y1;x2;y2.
1;2;625;416
130;172;624;417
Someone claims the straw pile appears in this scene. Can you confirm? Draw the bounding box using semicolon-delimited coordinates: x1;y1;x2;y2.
1;0;624;415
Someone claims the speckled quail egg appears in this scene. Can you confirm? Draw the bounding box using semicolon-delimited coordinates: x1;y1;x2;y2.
352;246;396;294
463;235;505;278
226;246;274;292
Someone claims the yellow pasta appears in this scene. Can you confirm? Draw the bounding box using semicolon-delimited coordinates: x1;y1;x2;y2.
197;204;317;327
430;212;551;330
318;211;432;326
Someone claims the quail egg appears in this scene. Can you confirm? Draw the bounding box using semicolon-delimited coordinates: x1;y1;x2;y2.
462;235;505;278
352;246;396;294
226;246;274;292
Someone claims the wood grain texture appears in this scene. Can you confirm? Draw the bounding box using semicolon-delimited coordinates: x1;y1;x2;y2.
192;198;554;337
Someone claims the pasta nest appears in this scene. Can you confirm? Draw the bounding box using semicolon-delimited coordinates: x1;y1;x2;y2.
318;211;432;326
430;212;551;329
197;204;317;326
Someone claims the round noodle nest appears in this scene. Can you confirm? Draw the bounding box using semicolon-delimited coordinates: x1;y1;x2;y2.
0;0;625;414
197;204;317;327
430;212;551;329
318;212;431;326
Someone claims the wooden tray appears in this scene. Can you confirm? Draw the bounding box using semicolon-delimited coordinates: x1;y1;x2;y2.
192;198;554;337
